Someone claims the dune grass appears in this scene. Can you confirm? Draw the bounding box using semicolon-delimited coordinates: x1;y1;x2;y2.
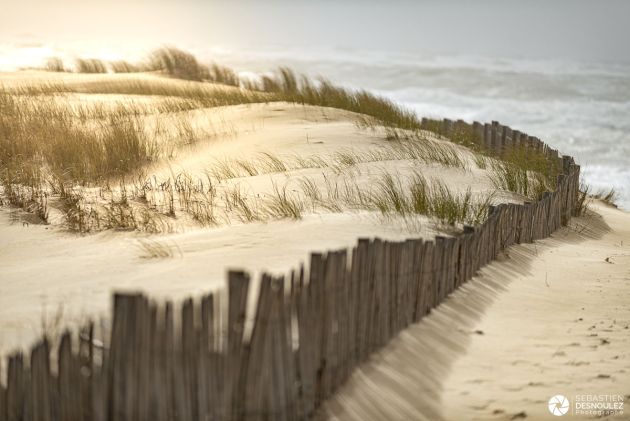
43;57;66;72
574;181;591;216
264;181;304;219
110;60;143;73
367;172;491;225
488;160;549;201
0;84;490;231
75;58;108;74
0;164;49;223
2;47;561;232
253;68;423;131
149;47;209;81
24;48;572;187
136;238;177;259
592;187;618;207
295;171;492;226
0;92;158;182
206;138;469;184
572;182;618;216
25;49;425;131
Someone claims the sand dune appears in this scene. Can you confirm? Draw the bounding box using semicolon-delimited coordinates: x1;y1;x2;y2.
321;201;630;420
0;74;515;359
2;71;616;419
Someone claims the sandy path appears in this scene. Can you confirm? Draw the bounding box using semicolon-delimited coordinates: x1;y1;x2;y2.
321;201;630;420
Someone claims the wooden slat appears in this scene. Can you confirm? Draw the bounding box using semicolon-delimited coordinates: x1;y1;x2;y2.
180;298;197;421
268;275;290;421
244;274;274;420
0;382;5;421
30;339;52;421
225;270;250;419
58;331;82;421
296;264;315;419
320;251;337;401
308;252;326;407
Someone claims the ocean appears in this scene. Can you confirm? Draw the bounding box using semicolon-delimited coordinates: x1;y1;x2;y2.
1;43;628;209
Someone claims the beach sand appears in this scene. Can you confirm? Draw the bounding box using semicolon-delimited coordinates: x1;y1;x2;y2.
0;72;513;358
322;201;630;420
2;72;626;420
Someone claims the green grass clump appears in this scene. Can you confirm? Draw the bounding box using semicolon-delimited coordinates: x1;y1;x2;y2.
489;160;550;201
369;172;490;225
502;146;561;185
374;174;408;214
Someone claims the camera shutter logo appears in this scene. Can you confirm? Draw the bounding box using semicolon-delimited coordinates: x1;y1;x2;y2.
548;395;570;416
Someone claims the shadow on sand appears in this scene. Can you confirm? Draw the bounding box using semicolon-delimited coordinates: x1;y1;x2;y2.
319;208;610;421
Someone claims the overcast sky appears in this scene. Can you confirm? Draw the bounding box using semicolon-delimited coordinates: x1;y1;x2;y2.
2;0;630;64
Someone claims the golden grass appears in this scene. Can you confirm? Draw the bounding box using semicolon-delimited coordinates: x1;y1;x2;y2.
110;60;143;73
136;238;181;259
44;57;66;72
75;58;108;74
0;93;158;182
1;47;562;233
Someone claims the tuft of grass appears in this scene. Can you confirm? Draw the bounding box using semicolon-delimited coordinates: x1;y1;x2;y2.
253;68;422;131
58;187;99;232
209;159;241;181
299;176;322;209
575;181;591;216
264;181;304;219
368;172;491;225
236;159;260;177
148;47;209;81
136;238;179;259
374;173;408;215
209;64;241;87
0;92;161;183
75;58;107;74
44;57;66;72
489;160;550;201
258;152;288;173
501;146;561;186
110;60;142;73
294;171;493;226
222;184;260;222
474;154;489;169
0;163;49;223
592;187;618;207
489;161;529;196
430;180;472;225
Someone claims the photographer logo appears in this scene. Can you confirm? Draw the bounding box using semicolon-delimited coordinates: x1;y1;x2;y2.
549;395;570;416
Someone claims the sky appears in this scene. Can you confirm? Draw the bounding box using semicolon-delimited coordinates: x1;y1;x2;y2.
1;0;630;64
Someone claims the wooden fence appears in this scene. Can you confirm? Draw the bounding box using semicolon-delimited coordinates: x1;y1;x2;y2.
0;119;581;421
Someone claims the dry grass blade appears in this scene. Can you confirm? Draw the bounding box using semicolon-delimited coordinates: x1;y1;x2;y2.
136;238;180;259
